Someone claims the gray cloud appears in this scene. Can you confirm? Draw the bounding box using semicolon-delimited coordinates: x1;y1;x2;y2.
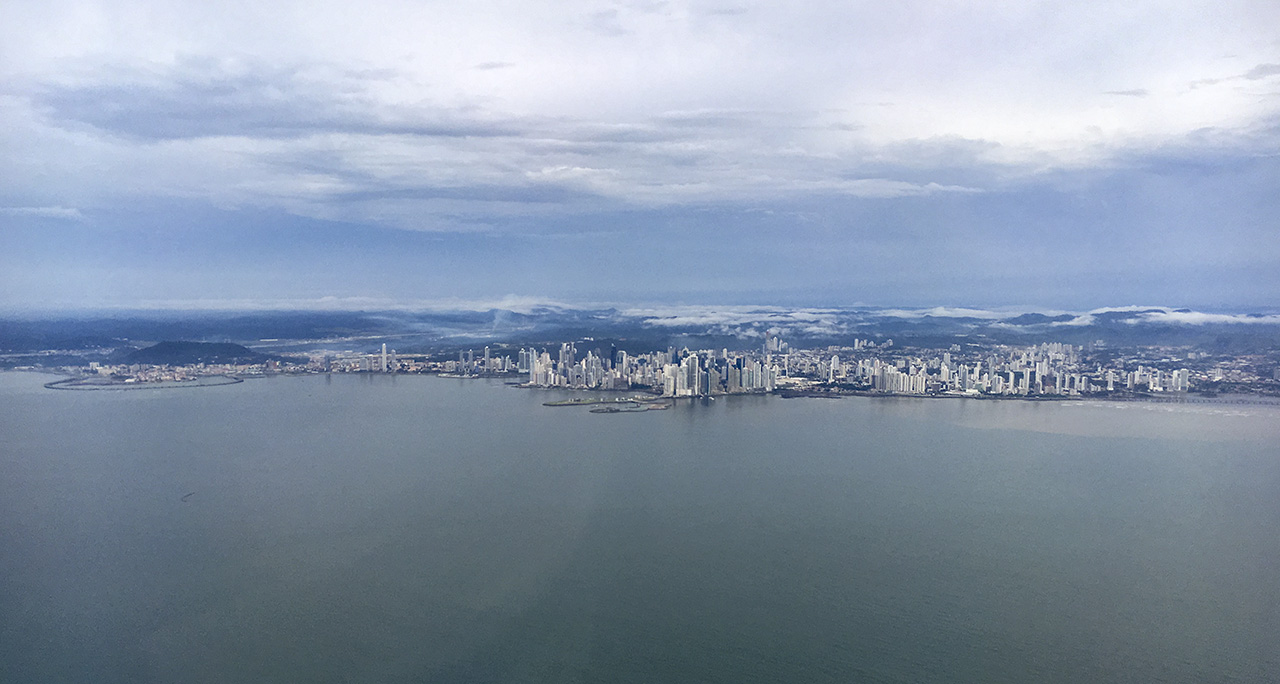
332;184;593;206
1190;62;1280;90
701;6;750;17
35;67;526;141
587;9;629;36
21;57;1013;224
0;1;1277;311
1244;63;1280;80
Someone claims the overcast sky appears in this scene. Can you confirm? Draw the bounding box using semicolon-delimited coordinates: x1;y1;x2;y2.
2;1;1278;312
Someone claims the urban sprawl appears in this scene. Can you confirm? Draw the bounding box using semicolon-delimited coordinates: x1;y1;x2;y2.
68;334;1280;400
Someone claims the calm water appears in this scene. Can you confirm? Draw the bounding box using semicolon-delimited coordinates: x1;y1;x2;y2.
2;371;1278;683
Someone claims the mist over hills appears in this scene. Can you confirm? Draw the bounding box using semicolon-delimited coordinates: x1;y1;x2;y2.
3;304;1278;360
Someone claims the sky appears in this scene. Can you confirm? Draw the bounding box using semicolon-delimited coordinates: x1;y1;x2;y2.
2;1;1278;312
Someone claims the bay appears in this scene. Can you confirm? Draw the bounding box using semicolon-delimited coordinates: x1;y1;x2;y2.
1;371;1277;683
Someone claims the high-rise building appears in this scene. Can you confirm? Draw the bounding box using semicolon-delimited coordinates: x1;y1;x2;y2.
678;354;700;397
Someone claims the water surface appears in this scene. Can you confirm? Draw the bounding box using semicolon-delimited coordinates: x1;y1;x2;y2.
1;372;1277;683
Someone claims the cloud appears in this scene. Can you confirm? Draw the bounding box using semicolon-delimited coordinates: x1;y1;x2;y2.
1134;310;1280;325
1;205;84;220
836;179;982;198
0;1;1277;311
622;305;842;330
115;294;579;314
873;306;1012;320
21;59;1003;219
702;6;750;18
586;9;629;36
1244;63;1280;80
572;304;1280;330
1053;315;1098;327
33;65;526;141
1087;305;1171;313
1190;62;1280;89
1067;307;1280;325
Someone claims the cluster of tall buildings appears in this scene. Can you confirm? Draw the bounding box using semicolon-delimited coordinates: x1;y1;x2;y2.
799;342;1191;396
357;343;394;372
1127;366;1191;393
340;338;1196;400
518;343;777;396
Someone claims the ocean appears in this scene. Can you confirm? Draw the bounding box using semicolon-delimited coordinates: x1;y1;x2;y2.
1;371;1277;683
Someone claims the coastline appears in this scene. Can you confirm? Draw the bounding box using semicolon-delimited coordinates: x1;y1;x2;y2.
43;374;244;391
19;366;1280;408
522;379;1280;408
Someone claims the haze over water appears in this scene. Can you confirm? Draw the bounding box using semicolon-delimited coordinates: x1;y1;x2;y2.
2;371;1278;683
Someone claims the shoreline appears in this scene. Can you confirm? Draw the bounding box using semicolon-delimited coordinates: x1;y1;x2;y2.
517;379;1280;408
43;375;244;391
19;368;1279;408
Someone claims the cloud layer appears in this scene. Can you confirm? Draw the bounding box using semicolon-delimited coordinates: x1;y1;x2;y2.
1;1;1278;309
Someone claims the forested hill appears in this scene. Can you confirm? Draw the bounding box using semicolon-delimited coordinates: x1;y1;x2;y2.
124;341;273;365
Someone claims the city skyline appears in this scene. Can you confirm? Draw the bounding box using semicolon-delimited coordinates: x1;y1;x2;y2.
44;333;1252;403
3;2;1279;310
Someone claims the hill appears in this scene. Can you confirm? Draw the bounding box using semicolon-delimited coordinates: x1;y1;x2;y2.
124;341;273;365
